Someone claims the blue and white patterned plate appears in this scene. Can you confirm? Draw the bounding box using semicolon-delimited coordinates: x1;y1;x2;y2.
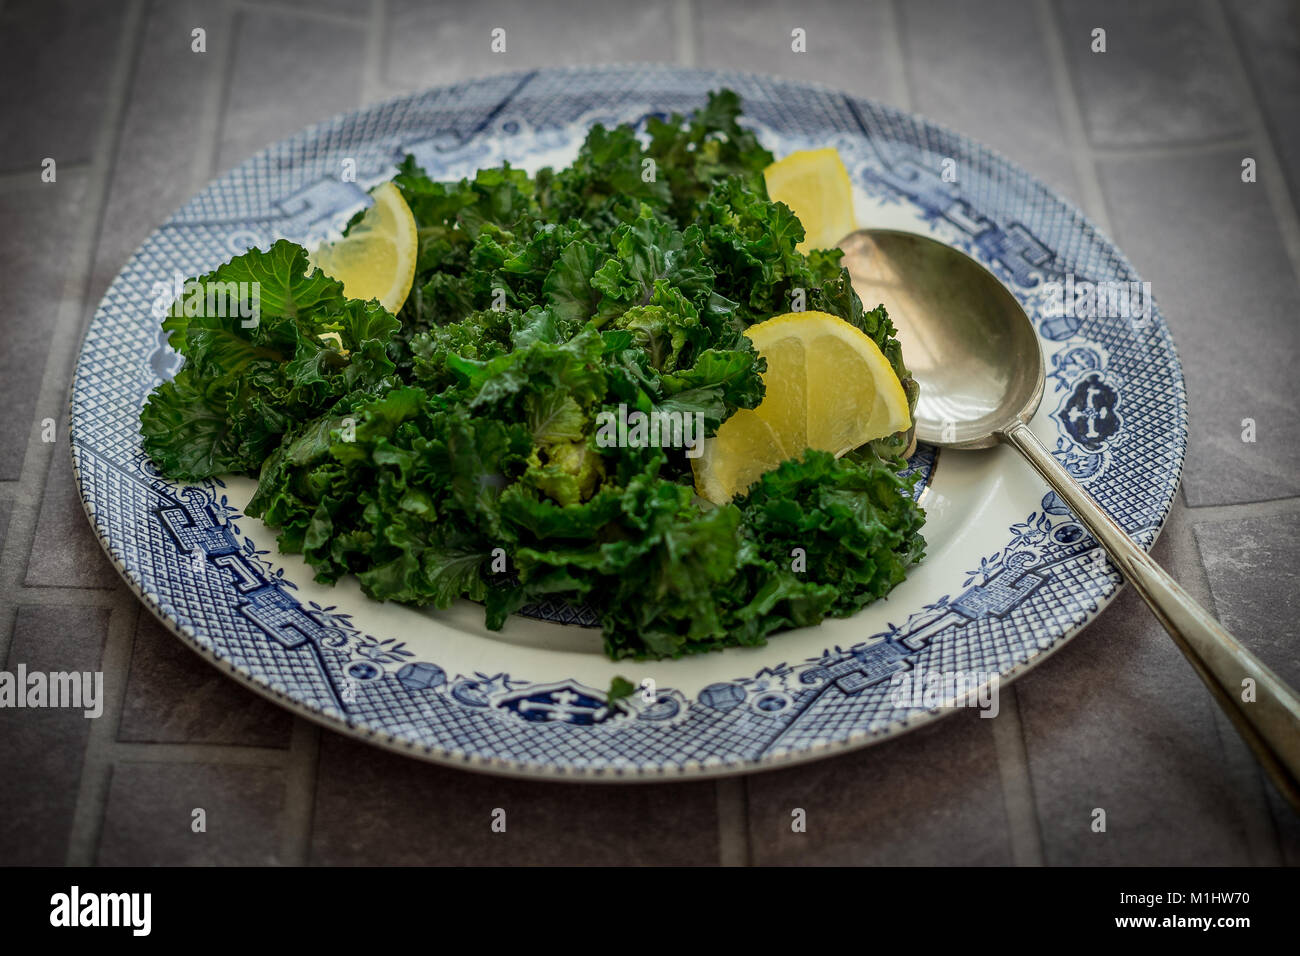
69;66;1186;780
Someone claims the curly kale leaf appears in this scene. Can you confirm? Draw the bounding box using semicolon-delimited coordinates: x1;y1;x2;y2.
140;240;398;479
647;88;775;220
140;88;927;662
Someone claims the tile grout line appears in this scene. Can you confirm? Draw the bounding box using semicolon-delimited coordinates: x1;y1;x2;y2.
199;0;243;184
106;740;296;765
0;481;36;507
991;685;1047;864
0;163;93;189
0;605;16;668
673;0;696;68
65;594;141;865
715;776;750;866
1183;494;1300;524
0;0;145;665
280;718;322;865
230;0;367;29
359;0;387;105
882;0;913;112
185;0;238;191
1091;137;1256;161
1213;0;1300;290
1035;0;1115;237
10;586;129;607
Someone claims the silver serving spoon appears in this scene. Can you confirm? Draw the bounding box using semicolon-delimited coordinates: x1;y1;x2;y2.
839;228;1300;809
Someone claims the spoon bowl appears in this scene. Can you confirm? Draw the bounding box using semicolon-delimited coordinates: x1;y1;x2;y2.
838;226;1300;810
839;229;1043;448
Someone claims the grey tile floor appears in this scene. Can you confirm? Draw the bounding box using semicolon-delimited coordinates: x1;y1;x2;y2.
0;0;1297;865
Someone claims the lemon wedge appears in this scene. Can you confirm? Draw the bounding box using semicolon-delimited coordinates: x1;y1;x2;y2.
763;147;856;254
310;181;417;314
692;310;911;503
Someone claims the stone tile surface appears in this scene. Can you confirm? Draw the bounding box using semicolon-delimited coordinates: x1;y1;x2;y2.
0;174;88;481
694;0;898;103
1194;512;1300;688
383;0;676;92
0;606;110;865
310;731;720;865
746;708;1012;865
1057;0;1250;147
898;0;1081;202
1096;149;1300;506
89;0;235;304
1015;499;1259;864
96;762;287;865
2;0;1299;869
251;0;365;18
26;442;120;588
0;499;11;557
217;8;366;171
1225;0;1300;216
117;611;294;747
1194;510;1300;858
0;0;128;171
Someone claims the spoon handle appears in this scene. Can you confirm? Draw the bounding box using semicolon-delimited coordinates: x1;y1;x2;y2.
1001;420;1300;811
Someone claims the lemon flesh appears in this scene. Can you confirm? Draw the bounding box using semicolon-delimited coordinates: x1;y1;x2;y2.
693;311;911;504
310;181;417;314
763;147;856;253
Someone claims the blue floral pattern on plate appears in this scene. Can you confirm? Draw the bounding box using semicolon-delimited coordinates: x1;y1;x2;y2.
69;66;1186;778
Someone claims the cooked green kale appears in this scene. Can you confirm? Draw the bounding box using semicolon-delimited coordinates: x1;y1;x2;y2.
140;90;925;660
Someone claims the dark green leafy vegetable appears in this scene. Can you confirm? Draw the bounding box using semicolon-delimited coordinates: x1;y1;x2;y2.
141;240;400;479
140;90;925;661
606;675;638;706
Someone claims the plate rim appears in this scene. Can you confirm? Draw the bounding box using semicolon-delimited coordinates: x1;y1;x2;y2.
68;62;1189;782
